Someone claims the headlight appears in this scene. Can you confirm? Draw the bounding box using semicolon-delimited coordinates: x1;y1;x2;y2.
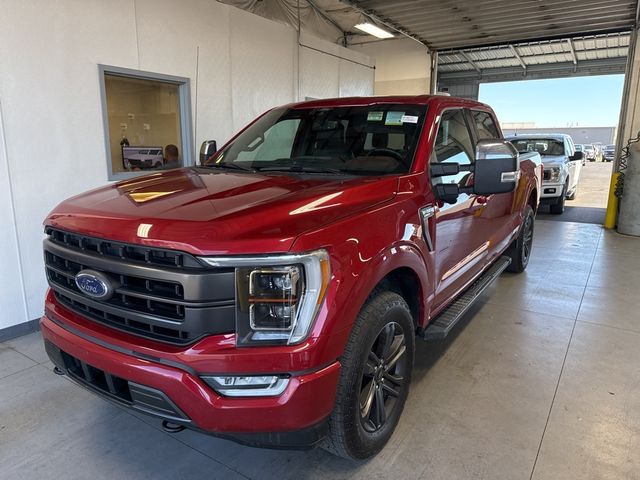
200;250;330;346
544;166;561;183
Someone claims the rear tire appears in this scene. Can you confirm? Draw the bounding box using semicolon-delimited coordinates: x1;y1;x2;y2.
505;205;535;273
324;291;415;460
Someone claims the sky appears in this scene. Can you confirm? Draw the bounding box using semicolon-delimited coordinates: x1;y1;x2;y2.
479;75;625;128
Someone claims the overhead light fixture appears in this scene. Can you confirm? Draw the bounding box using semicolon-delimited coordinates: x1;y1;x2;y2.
354;22;394;39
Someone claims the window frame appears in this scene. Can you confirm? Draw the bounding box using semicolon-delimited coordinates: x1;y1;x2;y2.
431;107;477;166
98;65;194;181
469;109;500;141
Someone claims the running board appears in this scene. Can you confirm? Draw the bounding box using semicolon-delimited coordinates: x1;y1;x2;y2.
421;256;512;341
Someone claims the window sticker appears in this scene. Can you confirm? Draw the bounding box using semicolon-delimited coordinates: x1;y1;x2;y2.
401;115;419;124
367;111;384;121
385;111;405;126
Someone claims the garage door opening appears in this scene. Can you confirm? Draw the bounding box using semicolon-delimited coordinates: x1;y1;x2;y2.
479;75;625;224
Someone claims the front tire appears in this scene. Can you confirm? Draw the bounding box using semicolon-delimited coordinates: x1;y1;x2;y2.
324;291;415;460
506;205;535;273
549;183;567;214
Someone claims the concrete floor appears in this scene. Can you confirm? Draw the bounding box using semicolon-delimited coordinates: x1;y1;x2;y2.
2;220;640;479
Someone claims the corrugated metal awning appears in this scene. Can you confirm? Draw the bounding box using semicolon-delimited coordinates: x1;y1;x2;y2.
349;0;638;50
438;31;630;83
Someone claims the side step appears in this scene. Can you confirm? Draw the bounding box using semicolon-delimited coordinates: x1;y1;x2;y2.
421;256;512;341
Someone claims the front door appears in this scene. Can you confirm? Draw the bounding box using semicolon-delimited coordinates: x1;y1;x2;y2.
430;108;492;307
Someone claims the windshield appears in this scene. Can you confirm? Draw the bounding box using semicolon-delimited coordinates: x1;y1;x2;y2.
509;138;565;156
575;145;583;151
205;104;427;175
584;146;593;151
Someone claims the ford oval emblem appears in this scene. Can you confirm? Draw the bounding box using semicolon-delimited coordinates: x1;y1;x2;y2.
75;270;113;300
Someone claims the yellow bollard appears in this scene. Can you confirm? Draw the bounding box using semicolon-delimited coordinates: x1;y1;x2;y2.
604;172;620;229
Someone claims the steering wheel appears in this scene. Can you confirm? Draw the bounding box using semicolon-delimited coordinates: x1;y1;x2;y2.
366;148;404;162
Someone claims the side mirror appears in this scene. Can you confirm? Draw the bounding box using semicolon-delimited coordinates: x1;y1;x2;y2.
199;140;217;165
473;140;520;195
570;151;584;161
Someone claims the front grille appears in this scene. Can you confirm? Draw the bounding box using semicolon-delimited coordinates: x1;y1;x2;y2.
44;228;236;344
54;291;192;342
45;227;204;269
46;341;189;422
46;250;185;320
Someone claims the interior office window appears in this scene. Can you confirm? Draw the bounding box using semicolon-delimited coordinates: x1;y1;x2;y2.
100;67;192;179
472;110;500;140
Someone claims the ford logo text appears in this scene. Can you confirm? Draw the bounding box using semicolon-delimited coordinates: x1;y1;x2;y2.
75;270;113;300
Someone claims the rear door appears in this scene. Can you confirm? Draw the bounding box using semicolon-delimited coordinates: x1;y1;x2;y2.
468;109;519;252
431;108;492;307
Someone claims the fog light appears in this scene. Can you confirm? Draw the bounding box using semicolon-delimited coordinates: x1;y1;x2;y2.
202;375;290;397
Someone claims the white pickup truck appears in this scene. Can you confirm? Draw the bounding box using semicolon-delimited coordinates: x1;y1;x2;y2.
507;134;583;214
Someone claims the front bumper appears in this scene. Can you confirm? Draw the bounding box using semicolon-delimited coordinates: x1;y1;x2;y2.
41;303;341;449
540;183;564;201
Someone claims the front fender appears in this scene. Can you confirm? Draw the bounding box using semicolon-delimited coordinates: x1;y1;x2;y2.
338;241;431;333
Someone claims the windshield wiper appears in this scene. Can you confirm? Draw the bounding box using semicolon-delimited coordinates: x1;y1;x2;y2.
202;162;255;172
256;165;344;175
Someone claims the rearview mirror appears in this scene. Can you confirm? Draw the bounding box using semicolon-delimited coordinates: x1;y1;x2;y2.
570;151;584;161
473;140;519;195
199;140;217;165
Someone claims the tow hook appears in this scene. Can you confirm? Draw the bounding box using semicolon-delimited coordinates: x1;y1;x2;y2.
162;420;186;433
53;366;65;376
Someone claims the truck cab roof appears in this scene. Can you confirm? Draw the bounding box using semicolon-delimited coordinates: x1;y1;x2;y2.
285;95;493;111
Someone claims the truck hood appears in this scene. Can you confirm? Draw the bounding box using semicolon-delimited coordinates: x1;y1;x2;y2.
45;168;399;255
541;155;567;168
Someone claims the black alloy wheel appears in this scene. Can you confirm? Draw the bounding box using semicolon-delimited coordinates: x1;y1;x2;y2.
359;321;408;433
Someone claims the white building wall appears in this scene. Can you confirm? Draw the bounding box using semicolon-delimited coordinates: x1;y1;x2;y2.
0;0;374;334
351;38;431;95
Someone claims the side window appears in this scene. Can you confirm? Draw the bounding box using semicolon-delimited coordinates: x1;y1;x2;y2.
472;110;500;140
432;109;475;187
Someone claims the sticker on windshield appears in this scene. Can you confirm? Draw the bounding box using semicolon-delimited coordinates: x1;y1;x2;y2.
367;111;384;121
401;115;419;124
385;111;405;126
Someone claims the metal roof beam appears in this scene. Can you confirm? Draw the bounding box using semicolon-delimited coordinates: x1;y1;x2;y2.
509;45;527;71
438;57;627;83
567;38;578;65
460;51;482;75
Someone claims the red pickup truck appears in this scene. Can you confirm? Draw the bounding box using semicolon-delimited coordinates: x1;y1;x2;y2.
41;95;541;459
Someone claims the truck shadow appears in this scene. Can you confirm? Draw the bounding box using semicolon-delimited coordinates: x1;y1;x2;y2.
412;299;488;380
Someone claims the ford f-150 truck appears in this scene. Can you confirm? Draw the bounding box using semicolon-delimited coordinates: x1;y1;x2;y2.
41;96;542;460
507;133;582;214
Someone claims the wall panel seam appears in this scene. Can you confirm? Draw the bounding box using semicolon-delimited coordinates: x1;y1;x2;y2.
0;99;30;324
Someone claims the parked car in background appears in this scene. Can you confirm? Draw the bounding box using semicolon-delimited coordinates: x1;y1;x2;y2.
603;144;616;162
41;95;542;460
507;133;583;214
582;144;597;162
574;144;587;166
